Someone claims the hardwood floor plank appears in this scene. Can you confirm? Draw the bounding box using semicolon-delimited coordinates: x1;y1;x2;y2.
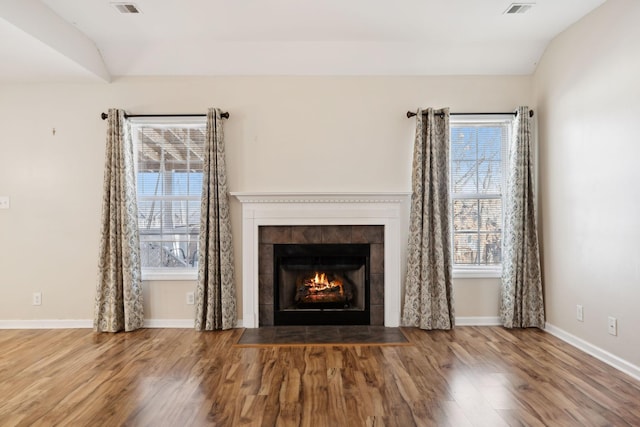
0;326;638;426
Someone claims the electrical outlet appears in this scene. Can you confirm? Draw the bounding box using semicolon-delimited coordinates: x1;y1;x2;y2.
608;317;617;336
186;291;195;305
33;292;42;306
576;305;584;322
0;196;10;209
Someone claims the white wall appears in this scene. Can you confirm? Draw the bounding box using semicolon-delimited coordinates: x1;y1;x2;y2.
0;75;531;323
534;0;640;366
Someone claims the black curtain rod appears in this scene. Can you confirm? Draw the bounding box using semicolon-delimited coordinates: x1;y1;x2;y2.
100;112;229;120
406;110;534;118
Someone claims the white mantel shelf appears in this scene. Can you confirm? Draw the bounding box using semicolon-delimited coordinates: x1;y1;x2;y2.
231;191;411;328
231;192;410;204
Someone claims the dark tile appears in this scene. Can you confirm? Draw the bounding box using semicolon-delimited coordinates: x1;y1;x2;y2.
258;244;273;276
340;328;378;344
352;225;384;243
338;325;369;336
339;326;402;344
236;326;408;345
259;274;273;305
291;226;323;243
274;326;307;343
273;325;306;334
370;274;384;305
259;304;274;326
259;226;292;244
370;305;384;326
370;243;384;274
322;225;352;243
304;326;341;343
238;327;277;344
367;326;407;343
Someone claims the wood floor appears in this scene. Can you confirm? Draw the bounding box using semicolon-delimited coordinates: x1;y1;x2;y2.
0;327;638;426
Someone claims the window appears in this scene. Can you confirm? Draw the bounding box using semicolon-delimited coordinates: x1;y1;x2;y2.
450;116;511;276
130;118;206;280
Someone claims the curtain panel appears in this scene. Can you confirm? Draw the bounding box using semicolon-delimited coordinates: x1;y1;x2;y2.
500;106;545;328
94;108;144;332
402;108;455;330
195;108;237;331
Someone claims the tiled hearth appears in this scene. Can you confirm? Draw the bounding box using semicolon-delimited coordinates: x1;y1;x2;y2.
258;225;385;326
232;192;410;328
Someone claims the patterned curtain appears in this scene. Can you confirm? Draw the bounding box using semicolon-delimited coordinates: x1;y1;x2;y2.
402;108;455;330
94;108;144;332
500;106;545;328
195;108;237;330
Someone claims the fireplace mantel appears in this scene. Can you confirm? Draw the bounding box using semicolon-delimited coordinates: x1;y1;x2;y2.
231;192;411;328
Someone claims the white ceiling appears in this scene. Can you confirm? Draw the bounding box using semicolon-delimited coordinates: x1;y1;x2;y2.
0;0;606;82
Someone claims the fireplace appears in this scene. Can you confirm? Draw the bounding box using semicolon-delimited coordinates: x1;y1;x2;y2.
274;243;370;325
257;225;384;326
231;192;410;328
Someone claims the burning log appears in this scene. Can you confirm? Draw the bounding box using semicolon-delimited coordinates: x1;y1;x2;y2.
294;272;353;306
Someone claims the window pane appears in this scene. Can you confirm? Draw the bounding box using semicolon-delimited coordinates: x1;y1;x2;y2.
479;199;502;232
138;172;162;196
451;127;477;160
478;161;502;193
477;127;502;161
138;200;161;233
186;239;199;267
169;200;188;229
188;171;203;196
454;233;478;264
140;241;163;267
453;200;478;231
188;201;200;230
139;238;198;268
141;238;192;267
479;233;501;265
161;200;177;232
451;160;478;193
162;240;190;267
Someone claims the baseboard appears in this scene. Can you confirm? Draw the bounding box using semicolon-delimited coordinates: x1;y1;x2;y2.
0;318;244;329
545;322;640;381
455;316;501;326
0;319;93;329
143;319;194;328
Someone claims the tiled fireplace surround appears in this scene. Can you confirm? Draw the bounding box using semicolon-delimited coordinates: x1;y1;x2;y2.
232;192;410;328
258;225;385;326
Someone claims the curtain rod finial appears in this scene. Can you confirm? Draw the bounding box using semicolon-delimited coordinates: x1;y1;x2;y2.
101;112;108;120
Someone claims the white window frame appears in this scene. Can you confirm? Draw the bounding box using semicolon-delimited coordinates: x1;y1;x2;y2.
130;117;206;281
449;115;512;279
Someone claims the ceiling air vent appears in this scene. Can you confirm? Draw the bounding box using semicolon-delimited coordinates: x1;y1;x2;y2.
504;3;534;14
111;2;141;14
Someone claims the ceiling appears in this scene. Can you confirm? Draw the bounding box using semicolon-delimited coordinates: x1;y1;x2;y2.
0;0;606;83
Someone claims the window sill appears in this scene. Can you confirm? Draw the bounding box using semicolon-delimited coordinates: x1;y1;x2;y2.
142;269;198;281
452;267;502;279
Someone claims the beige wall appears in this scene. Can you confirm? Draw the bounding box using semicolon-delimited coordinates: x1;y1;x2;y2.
0;75;531;322
533;0;640;365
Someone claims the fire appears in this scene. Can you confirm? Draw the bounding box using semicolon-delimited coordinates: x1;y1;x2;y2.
304;272;344;295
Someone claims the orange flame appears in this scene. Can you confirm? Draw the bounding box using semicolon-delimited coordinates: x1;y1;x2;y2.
304;272;344;295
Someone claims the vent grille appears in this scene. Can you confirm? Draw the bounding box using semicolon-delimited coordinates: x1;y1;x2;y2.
504;3;534;14
111;2;141;14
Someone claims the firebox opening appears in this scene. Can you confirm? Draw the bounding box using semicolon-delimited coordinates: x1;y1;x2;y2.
274;244;370;325
296;271;352;308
